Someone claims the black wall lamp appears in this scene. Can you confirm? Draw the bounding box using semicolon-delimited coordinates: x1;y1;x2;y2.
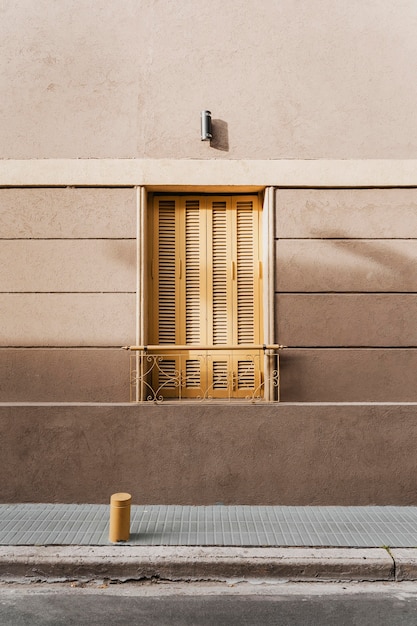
201;110;212;141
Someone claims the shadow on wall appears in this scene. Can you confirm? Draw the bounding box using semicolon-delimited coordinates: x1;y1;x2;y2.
276;227;417;401
320;231;417;287
210;119;229;152
276;228;417;293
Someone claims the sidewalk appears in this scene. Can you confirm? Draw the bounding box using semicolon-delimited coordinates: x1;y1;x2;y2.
1;504;417;582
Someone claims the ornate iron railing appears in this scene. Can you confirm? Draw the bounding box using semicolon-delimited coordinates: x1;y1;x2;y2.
124;345;284;403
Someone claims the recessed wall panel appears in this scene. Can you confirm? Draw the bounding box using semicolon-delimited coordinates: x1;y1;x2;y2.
0;348;130;402
0;188;136;239
0;240;136;292
275;188;417;239
275;240;417;292
0;293;135;346
275;294;417;347
279;348;417;402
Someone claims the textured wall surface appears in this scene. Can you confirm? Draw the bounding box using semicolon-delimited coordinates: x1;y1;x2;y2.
0;188;135;402
275;188;417;401
1;0;416;159
3;186;417;403
1;403;417;505
2;1;417;506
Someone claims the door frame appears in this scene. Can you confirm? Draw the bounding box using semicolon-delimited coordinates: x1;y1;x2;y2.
135;186;276;401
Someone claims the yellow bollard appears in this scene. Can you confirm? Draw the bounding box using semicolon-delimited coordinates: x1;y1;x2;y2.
109;492;132;542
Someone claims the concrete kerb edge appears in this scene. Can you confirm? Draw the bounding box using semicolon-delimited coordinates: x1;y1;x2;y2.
0;547;397;583
390;549;417;582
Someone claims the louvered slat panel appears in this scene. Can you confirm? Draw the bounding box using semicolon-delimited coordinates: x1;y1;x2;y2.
212;360;228;389
237;360;255;389
157;359;177;389
212;202;228;344
158;200;176;344
236;201;255;344
185;200;201;344
185;359;201;388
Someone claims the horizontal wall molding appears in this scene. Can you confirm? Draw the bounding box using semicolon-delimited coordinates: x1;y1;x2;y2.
0;159;417;187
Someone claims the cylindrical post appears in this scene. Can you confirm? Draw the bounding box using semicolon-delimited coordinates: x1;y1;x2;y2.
109;492;132;542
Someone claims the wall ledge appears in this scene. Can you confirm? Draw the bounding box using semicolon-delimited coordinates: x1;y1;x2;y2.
0;159;417;187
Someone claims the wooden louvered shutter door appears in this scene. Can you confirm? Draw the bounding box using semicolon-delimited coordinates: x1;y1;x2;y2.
234;197;261;346
151;197;180;397
205;198;233;396
155;198;178;344
152;196;205;346
184;198;204;345
181;198;206;396
232;197;262;397
235;198;255;344
150;194;262;399
151;196;206;397
207;198;233;345
206;196;262;398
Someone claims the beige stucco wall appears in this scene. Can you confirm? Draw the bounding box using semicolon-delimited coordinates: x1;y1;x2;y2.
1;184;416;503
280;350;417;403
2;1;417;504
1;0;417;159
2;185;417;403
275;188;417;402
0;188;135;403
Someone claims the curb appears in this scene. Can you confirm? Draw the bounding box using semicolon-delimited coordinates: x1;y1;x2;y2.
0;546;404;583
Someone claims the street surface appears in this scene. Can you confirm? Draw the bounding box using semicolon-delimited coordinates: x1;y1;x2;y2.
1;581;417;625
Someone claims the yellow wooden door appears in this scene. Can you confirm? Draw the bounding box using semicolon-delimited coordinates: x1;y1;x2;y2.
149;195;263;399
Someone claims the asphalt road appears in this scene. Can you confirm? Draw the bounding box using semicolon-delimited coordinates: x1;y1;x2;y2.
1;581;417;625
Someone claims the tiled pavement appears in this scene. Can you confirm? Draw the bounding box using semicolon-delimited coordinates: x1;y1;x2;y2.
1;504;417;548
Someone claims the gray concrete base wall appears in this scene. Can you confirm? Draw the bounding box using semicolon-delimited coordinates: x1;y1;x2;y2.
2;402;417;506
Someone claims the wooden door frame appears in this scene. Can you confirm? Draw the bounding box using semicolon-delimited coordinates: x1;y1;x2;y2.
136;186;276;401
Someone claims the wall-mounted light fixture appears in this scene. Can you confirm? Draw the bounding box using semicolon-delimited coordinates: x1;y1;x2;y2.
201;110;212;141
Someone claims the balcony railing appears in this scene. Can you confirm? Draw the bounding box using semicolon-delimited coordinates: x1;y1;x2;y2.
124;344;284;403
